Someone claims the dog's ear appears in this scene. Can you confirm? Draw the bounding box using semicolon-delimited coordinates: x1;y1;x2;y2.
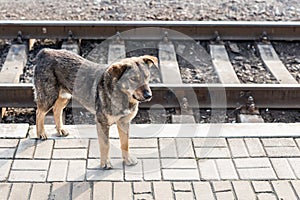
107;63;130;80
141;55;158;69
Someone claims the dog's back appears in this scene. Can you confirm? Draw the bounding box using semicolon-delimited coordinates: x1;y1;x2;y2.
34;48;103;112
34;49;83;93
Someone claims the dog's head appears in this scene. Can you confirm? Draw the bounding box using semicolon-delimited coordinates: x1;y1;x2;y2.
106;55;158;102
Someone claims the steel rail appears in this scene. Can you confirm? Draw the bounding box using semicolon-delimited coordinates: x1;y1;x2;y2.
0;20;299;40
1;83;300;109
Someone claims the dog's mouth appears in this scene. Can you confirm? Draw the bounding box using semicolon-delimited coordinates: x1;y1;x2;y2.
133;94;151;102
133;94;143;102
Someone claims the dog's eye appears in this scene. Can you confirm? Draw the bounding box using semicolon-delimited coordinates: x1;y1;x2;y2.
130;77;138;82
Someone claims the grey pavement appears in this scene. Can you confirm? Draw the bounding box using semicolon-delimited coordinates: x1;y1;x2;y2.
0;137;300;199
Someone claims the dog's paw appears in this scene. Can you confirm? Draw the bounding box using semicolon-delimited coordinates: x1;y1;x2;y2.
56;129;69;137
100;160;113;170
39;134;47;140
124;155;138;166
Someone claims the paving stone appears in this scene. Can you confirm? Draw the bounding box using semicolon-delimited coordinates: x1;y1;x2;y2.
0;183;11;200
113;182;133;200
234;158;272;168
153;182;173;200
0;124;29;138
198;159;220;180
130;139;158;148
244;138;266;157
295;139;300;148
193;182;215;200
161;159;197;169
272;181;298;200
213;181;232;192
130;148;159;158
55;139;89;148
34;140;53;159
0;139;18;147
67;160;86;181
9;183;31;200
110;139;122;158
125;160;143;181
86;169;123;181
12;160;49;170
72;182;91;200
134;194;154;200
213;181;235;200
252;181;273;193
87;158;123;169
30;183;51;200
15;139;36;159
173;182;191;192
47;160;68;182
0;148;15;158
195;147;230;158
193;138;227;147
176;138;194;158
232;181;255;200
271;158;296;179
88;139;100;158
52;149;87;159
175;192;194;200
265;146;300;157
0;159;12;181
133;182;152;194
215;191;235;200
50;182;71;200
9;170;47;182
291;181;300;199
93;182;112;200
159;138;177;158
143;159;161;181
289;158;300;178
227;138;248;158
162;169;200;180
257;193;277;200
238;168;277;180
216;159;238;180
262;138;296;147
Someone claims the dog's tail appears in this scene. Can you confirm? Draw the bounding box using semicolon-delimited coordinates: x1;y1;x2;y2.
30;47;49;65
34;48;49;63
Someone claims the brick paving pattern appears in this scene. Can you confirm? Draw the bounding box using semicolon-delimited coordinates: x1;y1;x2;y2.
0;137;300;199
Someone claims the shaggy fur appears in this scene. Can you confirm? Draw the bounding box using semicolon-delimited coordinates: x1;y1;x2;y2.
34;48;158;168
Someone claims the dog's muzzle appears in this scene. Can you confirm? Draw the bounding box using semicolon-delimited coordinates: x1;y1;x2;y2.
133;90;152;102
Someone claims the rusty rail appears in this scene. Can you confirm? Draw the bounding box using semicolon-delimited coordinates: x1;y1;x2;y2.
0;20;300;40
1;83;300;109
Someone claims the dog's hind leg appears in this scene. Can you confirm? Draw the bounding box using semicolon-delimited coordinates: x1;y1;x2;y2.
36;104;50;140
53;90;71;137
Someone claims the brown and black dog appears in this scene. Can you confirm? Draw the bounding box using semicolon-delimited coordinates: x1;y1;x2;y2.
34;48;158;169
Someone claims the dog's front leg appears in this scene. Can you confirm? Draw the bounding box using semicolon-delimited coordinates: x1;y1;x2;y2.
117;119;138;166
96;122;112;169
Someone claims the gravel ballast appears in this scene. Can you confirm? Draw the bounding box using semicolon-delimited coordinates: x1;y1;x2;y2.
0;0;299;21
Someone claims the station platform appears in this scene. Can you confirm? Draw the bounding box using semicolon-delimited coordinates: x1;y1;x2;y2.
0;124;300;199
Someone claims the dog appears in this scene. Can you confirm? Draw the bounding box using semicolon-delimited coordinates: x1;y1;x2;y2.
34;48;158;169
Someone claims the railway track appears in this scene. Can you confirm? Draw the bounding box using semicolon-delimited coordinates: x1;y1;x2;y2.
0;20;300;124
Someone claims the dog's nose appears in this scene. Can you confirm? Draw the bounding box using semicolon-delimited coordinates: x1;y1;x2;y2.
143;90;152;99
